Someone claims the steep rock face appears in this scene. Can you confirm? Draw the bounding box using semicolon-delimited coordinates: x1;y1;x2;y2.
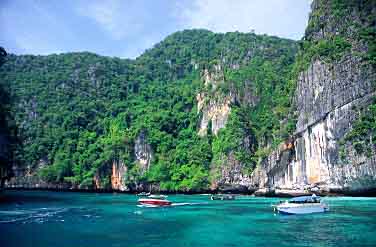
252;0;376;195
6;158;71;190
111;160;128;191
87;130;154;191
197;65;260;137
202;66;224;89
197;93;233;136
93;166;110;190
295;58;374;134
287;57;375;192
210;152;252;192
197;65;233;136
331;143;376;192
134;130;153;173
197;64;258;191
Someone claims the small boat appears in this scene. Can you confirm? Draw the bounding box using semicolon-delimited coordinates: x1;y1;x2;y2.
274;194;329;215
210;194;236;200
138;195;172;207
148;194;168;199
137;192;151;197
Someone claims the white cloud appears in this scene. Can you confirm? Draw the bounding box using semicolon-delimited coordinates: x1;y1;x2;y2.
76;0;144;40
176;0;311;40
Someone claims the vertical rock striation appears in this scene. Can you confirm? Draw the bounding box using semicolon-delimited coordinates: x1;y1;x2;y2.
111;160;128;191
252;0;376;195
134;130;153;173
197;65;234;136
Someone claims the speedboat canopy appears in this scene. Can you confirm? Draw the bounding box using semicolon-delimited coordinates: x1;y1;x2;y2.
289;195;320;203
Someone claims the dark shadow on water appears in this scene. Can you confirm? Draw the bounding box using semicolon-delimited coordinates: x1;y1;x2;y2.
0;191;68;204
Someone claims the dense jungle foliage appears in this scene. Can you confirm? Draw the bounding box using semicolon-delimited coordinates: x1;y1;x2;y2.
0;47;15;185
0;30;298;190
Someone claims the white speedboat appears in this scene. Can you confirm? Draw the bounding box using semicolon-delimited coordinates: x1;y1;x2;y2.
210;194;236;200
274;194;329;215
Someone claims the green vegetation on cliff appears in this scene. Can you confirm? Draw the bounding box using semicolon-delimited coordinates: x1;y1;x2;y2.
0;30;297;191
0;47;16;186
340;97;376;158
304;0;375;66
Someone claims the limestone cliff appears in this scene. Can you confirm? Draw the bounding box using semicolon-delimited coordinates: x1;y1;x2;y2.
197;63;259;191
6;158;72;190
210;152;253;192
133;130;153;173
197;65;233;136
252;0;376;195
93;130;153;191
111;160;128;191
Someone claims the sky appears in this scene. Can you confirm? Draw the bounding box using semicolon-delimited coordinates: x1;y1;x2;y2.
0;0;312;59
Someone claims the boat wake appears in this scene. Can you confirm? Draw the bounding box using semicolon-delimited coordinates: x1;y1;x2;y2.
0;207;101;224
136;202;208;208
0;207;68;224
137;204;161;208
171;202;207;206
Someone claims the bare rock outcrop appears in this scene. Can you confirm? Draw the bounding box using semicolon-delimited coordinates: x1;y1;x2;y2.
251;0;376;195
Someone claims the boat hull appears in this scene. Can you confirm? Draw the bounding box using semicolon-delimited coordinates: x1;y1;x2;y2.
138;198;172;206
277;204;329;215
211;195;235;200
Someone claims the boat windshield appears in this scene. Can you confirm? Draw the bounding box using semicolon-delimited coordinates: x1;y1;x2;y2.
289;195;321;203
148;195;167;199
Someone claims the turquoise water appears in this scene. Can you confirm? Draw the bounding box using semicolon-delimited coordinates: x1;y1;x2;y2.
0;191;375;247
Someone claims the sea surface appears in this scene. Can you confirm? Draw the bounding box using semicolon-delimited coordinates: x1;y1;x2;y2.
0;191;375;247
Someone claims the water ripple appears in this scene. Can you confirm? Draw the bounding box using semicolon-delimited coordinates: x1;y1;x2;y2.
0;207;100;224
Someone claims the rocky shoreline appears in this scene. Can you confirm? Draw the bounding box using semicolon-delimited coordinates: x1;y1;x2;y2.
4;186;376;197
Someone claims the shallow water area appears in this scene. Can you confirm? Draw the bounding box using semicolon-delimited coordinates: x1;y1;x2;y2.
0;191;375;247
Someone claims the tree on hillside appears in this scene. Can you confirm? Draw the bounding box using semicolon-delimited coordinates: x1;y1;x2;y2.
0;47;14;188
